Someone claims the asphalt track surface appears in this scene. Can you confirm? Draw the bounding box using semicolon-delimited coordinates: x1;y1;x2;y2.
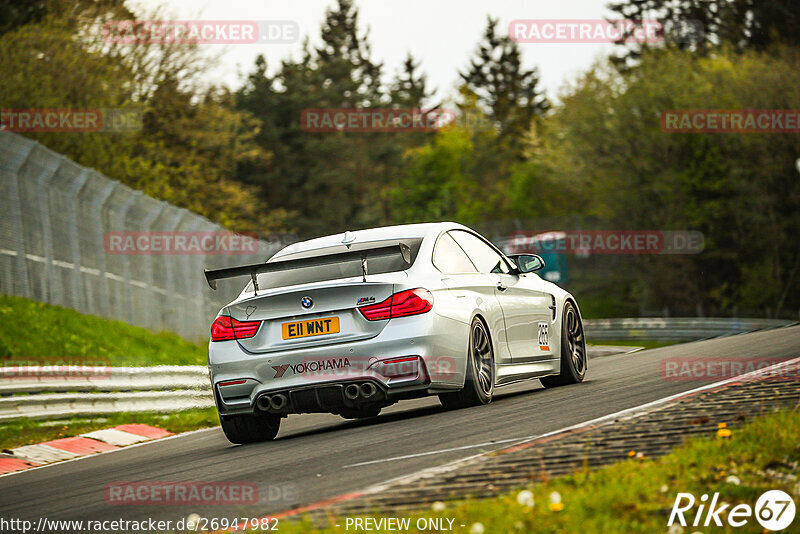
2;326;799;528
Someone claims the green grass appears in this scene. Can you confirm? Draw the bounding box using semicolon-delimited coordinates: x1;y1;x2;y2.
272;410;800;534
588;339;680;350
0;295;207;366
0;407;219;450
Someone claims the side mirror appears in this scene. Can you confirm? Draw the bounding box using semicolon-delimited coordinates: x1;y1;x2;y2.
508;254;545;274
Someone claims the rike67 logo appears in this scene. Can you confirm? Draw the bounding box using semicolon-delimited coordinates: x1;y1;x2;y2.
669;490;796;531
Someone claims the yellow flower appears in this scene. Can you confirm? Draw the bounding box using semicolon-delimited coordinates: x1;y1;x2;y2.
628;450;636;457
717;422;727;429
717;428;732;439
548;491;563;511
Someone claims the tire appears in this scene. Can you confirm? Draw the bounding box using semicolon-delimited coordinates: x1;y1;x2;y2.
439;317;495;409
540;301;587;388
219;413;281;444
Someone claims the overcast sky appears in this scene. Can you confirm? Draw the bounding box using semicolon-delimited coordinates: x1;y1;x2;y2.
131;0;618;103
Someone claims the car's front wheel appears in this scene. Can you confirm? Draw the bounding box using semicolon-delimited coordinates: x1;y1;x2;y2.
219;413;281;444
439;317;494;409
540;301;587;388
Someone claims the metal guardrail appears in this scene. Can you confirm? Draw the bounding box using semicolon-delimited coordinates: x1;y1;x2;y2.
584;317;796;341
0;366;213;422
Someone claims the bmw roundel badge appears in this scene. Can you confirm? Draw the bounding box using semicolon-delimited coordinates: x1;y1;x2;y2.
301;296;313;309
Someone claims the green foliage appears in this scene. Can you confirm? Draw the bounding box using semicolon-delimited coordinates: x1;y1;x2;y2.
608;0;800;66
0;295;207;366
391;127;477;223
0;5;286;234
539;46;800;315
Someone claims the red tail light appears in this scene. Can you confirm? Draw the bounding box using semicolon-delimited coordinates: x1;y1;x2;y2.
359;288;433;321
210;316;261;341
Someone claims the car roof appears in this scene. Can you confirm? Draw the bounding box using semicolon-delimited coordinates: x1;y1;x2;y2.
271;222;468;259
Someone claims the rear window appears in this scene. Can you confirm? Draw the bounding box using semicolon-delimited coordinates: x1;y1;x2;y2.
246;238;423;291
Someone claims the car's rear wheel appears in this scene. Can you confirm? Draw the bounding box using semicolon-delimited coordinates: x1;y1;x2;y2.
540;301;586;388
219;413;281;444
439;317;494;409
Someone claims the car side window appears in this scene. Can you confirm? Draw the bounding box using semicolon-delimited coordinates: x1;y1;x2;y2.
449;231;511;274
433;233;478;274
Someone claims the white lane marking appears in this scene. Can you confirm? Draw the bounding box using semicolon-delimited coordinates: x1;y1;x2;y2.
344;437;530;468
0;427;218;479
345;356;800;477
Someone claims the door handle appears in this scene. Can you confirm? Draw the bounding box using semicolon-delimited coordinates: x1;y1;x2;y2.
496;282;507;291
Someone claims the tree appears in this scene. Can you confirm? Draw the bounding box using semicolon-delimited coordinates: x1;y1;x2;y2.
0;6;285;234
607;0;800;66
540;46;800;315
236;0;436;237
389;53;433;108
459;17;549;156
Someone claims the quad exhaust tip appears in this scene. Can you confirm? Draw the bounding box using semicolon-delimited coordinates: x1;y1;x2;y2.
346;382;378;400
255;395;271;411
344;384;360;400
360;382;377;399
256;393;288;412
269;393;288;411
257;382;379;411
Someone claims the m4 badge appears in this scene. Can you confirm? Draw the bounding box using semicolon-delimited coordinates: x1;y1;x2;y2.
538;322;550;351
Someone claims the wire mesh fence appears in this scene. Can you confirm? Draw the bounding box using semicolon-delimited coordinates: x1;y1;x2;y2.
0;131;287;341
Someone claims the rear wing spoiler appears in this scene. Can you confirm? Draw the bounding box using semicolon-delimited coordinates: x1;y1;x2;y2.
204;243;412;294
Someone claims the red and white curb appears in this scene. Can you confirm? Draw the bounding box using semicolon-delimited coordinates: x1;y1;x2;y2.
0;424;171;475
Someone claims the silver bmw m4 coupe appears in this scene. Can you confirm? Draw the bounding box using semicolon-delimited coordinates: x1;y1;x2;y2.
204;222;586;444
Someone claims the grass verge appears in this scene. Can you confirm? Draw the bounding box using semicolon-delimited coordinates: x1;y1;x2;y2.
0;408;219;450
276;409;800;534
0;295;207;366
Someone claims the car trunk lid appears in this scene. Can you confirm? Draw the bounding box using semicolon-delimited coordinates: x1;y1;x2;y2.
228;280;394;353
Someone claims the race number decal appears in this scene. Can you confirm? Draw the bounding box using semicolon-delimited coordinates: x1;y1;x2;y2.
538;322;550;351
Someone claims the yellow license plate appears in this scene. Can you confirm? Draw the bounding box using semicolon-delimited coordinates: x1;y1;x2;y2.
281;317;340;340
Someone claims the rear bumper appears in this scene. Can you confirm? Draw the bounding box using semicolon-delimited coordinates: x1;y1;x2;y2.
209;312;468;416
